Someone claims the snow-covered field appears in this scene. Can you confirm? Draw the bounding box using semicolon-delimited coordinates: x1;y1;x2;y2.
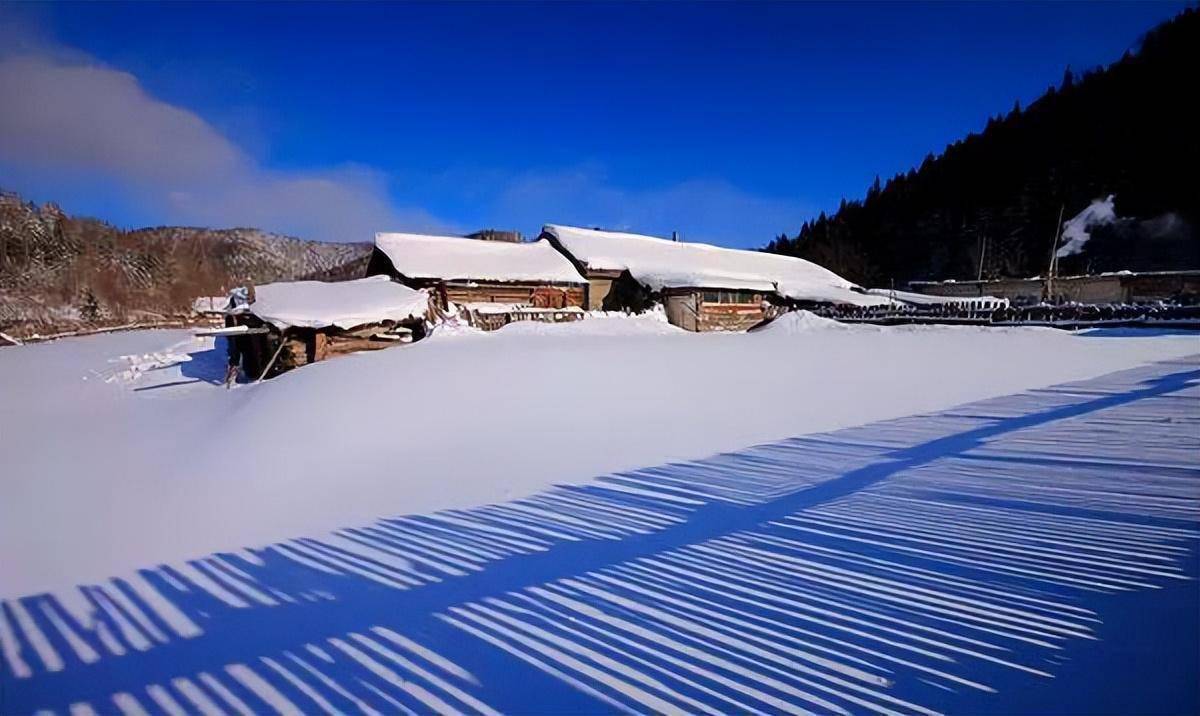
0;314;1191;598
1;315;1197;714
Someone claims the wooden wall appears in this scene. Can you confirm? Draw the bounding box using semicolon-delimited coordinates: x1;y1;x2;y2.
587;277;614;310
912;272;1200;305
698;300;767;332
1124;273;1200;302
442;283;585;309
664;289;768;332
664;294;698;332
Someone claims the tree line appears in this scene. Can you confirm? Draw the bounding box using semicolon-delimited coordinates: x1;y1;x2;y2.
764;8;1199;287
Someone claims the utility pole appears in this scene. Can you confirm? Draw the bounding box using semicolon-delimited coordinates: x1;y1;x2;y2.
1045;204;1065;303
976;234;987;282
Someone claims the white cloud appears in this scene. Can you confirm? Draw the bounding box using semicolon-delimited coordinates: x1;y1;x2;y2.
0;31;813;248
0;53;449;241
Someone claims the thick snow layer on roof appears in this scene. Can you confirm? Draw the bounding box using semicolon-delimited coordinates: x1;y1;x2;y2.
543;224;886;306
547;221;892;303
249;276;429;330
375;233;586;284
865;288;1007;306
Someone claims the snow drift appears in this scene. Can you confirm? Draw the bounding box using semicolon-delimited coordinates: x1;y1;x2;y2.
0;321;1196;600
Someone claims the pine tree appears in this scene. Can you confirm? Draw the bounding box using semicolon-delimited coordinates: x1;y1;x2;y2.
761;8;1198;284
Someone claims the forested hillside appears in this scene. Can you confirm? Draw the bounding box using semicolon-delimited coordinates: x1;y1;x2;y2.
0;192;370;337
764;8;1199;286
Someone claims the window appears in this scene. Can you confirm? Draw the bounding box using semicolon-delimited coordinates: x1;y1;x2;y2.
700;290;762;305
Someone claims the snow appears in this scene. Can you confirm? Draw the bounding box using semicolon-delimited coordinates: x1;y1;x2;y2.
190;296;229;314
105;344;197;384
461;302;584;316
1;322;1197;714
752;309;867;334
544;224;890;306
1;321;1196;603
375;233;586;285
245;275;430;330
1057;195;1117;257
497;310;681;337
865;287;1009;306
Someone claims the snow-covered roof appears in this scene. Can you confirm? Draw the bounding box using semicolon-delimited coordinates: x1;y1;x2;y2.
247;276;430;330
543;224;889;307
865;288;1008;307
374;233;586;285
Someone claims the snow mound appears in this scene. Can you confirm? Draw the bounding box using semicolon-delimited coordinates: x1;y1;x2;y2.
752;310;874;335
498;312;684;337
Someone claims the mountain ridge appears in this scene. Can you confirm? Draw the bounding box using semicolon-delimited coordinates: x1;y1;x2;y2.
0;191;372;337
763;7;1199;287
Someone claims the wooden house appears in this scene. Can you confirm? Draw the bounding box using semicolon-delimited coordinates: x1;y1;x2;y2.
220;276;431;380
541;224;888;332
368;232;588;330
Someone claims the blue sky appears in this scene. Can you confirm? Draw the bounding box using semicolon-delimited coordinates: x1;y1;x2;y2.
0;1;1188;246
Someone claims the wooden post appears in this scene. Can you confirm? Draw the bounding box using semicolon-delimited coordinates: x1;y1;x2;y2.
1046;204;1065;303
256;330;289;383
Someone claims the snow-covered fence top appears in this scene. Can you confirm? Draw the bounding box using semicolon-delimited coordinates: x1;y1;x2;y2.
865;288;1009;307
374;232;587;285
543;224;890;307
245;276;430;330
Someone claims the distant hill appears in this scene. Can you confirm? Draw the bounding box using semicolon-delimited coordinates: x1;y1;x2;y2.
0;192;371;337
764;8;1199;287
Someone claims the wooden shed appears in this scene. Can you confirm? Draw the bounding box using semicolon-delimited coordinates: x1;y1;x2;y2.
541;224;888;331
221;276;431;381
368;232;588;330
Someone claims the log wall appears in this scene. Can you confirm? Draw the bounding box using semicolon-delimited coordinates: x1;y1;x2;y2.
443;283;585;308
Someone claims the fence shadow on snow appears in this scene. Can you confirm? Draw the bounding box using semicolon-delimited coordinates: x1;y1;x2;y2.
2;357;1198;715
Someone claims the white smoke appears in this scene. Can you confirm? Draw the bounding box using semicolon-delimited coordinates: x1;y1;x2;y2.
1056;195;1117;258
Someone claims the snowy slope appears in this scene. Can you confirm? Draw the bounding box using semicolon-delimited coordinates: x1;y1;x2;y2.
1;317;1196;601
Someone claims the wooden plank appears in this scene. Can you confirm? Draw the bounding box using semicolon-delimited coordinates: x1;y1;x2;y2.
194;326;271;337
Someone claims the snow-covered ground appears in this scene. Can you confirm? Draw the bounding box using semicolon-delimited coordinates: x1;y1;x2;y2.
1;315;1197;714
1;314;1195;599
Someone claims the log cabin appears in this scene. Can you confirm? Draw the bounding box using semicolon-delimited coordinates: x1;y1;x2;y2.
540;224;890;332
222;276;431;380
368;232;588;330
